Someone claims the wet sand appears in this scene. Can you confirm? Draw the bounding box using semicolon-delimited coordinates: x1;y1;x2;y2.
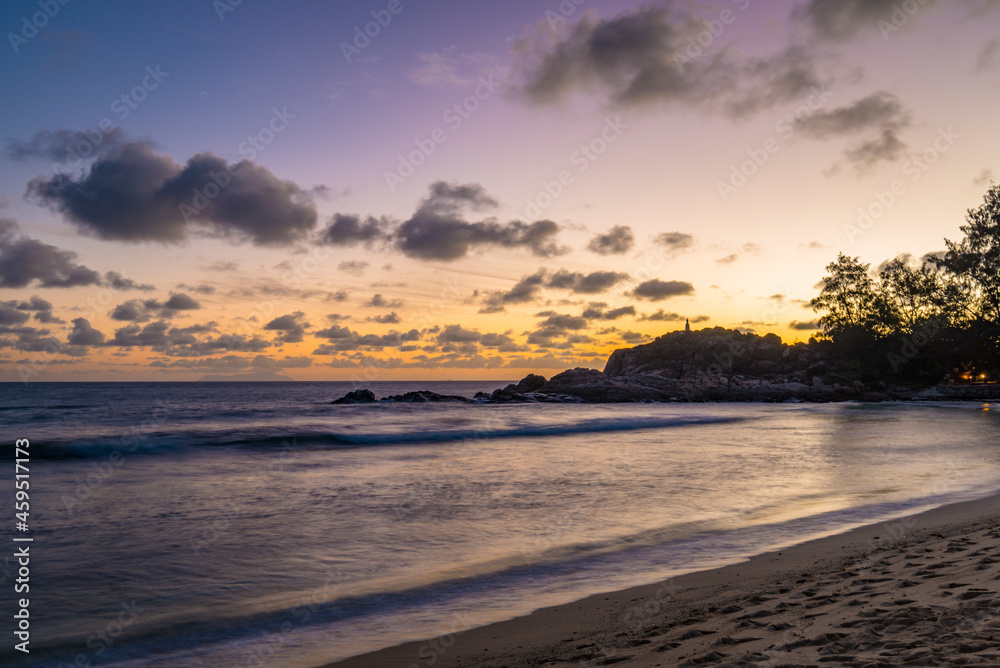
331;491;1000;667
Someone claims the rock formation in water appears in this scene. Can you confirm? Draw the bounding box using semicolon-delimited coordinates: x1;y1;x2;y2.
331;327;997;404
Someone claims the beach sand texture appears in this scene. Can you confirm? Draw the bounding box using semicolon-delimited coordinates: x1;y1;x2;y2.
335;493;1000;667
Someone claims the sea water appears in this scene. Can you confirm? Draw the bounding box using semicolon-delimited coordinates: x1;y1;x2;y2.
1;382;999;667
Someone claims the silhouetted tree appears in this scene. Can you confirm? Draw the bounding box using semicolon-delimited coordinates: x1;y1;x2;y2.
939;183;1000;328
810;253;893;377
810;183;1000;381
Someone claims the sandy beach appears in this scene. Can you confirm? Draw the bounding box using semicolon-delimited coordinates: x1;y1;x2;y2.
333;492;1000;667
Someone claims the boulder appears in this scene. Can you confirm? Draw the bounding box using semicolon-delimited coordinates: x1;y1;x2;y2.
381;390;470;403
331;389;376;404
513;373;546;393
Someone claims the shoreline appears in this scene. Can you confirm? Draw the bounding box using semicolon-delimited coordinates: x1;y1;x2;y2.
330;490;1000;667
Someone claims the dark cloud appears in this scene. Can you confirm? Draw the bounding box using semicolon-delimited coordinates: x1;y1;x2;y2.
338;260;370;275
27;142;319;246
5;127;127;162
514;4;827;116
108;321;270;355
587;225;634;255
619;331;651;344
0;307;30;326
527;312;590;347
482;267;632;311
164;293;201;311
0;326;66;357
794;92;912;170
422;181;500;213
436;324;483;344
629;279;695;301
796;0;936;41
422;325;522;354
364;294;404;309
3;296;63;324
319;214;386;246
313;325;421;352
177;283;215;295
654;231;695;255
109;321;172;347
326;290;351;302
367;312;401;324
323;182;565;262
105;271;155;291
110;300;153;322
789;320;821;330
67;318;106;346
581;303;636;321
396;215;563;262
109;294;200;322
548;269;631;294
167;333;271;356
637;309;683;322
482;270;548;310
0;219;102;288
264;311;310;343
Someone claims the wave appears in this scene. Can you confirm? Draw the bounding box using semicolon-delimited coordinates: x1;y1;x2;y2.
27;414;750;460
14;485;998;668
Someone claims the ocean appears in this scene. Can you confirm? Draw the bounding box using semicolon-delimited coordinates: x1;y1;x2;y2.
2;382;1000;667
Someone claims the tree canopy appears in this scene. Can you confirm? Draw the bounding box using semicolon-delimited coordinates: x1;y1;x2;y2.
810;182;1000;381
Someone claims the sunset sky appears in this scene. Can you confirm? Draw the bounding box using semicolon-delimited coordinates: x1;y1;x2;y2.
1;0;998;381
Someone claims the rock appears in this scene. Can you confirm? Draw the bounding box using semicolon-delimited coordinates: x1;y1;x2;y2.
381;390;470;403
331;389;376;404
513;373;546;393
538;368;673;402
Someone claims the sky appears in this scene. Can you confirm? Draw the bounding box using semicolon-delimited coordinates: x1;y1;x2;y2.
1;0;998;381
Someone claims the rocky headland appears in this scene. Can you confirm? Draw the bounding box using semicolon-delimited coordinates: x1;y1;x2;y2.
331;328;999;404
